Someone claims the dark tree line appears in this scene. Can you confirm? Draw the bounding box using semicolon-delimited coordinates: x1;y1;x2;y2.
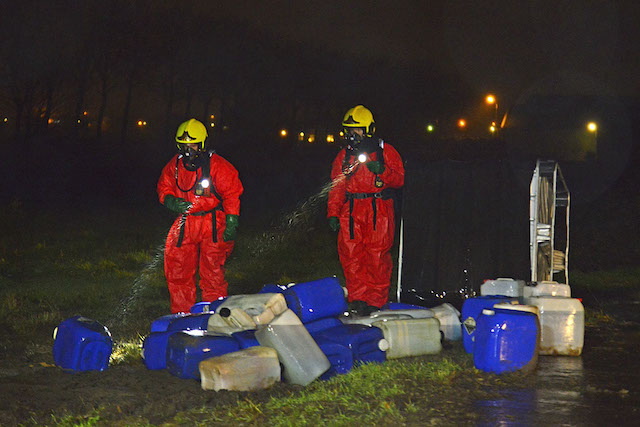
0;0;464;144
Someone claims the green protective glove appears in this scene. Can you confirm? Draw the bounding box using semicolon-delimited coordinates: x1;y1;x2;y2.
223;214;239;242
328;216;340;232
164;194;192;213
366;160;385;175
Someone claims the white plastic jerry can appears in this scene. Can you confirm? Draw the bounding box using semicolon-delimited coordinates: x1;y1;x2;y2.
207;309;257;335
255;309;330;386
429;303;462;341
524;296;584;356
216;293;288;326
341;308;434;326
199;346;281;391
372;317;442;359
523;281;571;298
481;278;525;298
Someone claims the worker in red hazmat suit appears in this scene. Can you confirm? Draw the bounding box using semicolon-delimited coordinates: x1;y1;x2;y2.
327;105;405;316
157;118;243;313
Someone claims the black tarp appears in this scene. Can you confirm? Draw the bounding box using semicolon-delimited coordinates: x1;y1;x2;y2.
398;159;532;309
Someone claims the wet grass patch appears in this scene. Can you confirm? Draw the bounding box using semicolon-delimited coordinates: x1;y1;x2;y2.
571;267;640;294
163;351;521;426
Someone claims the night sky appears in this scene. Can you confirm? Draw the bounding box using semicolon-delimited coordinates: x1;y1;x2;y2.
2;1;639;116
216;1;640;102
0;0;639;198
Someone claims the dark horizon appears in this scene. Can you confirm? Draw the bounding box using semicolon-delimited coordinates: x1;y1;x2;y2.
2;1;639;144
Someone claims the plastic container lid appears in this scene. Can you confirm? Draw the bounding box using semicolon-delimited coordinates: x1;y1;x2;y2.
378;339;390;351
482;309;495;316
493;303;539;316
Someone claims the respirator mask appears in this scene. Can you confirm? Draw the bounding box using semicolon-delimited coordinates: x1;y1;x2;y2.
178;145;205;171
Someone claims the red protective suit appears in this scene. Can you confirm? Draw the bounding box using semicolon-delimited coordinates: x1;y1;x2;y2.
327;139;404;308
157;152;243;313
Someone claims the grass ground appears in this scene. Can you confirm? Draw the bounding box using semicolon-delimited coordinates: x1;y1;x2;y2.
0;196;638;426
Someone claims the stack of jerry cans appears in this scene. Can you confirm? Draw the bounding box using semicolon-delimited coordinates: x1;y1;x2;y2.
523;281;584;356
52;316;113;372
473;305;539;374
461;296;517;353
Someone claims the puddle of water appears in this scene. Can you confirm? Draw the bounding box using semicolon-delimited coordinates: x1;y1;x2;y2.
473;302;640;426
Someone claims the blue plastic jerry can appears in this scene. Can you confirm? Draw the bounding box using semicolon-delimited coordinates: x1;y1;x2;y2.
150;313;189;333
258;283;288;294
52;316;113;372
166;313;214;332
461;296;516;353
166;332;240;380
381;302;428;310
142;330;183;370
303;316;343;334
283;277;348;323
473;308;539;374
232;330;260;349
312;323;387;365
190;298;226;314
313;336;355;380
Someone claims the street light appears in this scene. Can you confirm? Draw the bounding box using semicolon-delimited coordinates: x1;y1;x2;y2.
485;94;498;124
586;121;598;161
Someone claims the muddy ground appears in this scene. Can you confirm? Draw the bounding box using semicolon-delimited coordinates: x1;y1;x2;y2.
1;292;639;426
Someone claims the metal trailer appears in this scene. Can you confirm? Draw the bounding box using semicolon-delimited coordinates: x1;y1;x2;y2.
529;159;570;284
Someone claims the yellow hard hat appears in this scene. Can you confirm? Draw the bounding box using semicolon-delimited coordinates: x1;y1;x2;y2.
342;105;375;135
175;118;207;149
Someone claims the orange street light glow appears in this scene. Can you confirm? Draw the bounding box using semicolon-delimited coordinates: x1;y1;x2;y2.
458;119;466;128
485;95;496;104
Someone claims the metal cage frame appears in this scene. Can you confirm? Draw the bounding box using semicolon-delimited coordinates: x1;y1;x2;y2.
529;159;570;284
